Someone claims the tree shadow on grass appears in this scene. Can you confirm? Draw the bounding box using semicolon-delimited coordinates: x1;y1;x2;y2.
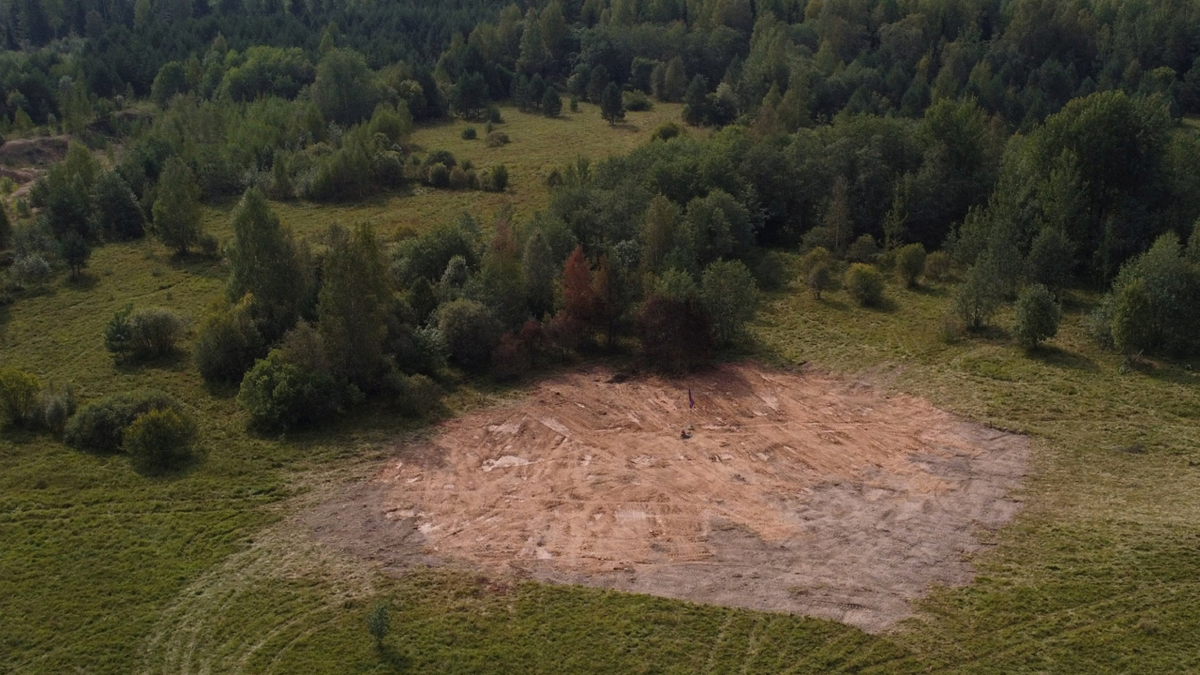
377;645;412;673
65;272;100;291
909;283;950;298
1026;344;1100;372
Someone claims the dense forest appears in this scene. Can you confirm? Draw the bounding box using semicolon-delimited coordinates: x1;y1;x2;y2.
3;0;1200;450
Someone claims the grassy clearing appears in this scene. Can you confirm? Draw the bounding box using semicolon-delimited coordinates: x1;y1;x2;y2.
3;106;1200;673
194;102;685;245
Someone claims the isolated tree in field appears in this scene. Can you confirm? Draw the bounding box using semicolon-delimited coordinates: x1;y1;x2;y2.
894;243;927;287
1106;233;1200;357
226;187;307;339
600;82;625;125
58;231;91;279
366;602;390;651
94;171;144;241
152;157;203;255
701;260;758;345
542;87;562;117
1013;284;1060;349
318;223;391;389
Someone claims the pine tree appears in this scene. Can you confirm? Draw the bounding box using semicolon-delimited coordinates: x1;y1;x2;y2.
586;65;610;103
683;75;709;125
542;86;562;117
152;157;204;256
511;73;532;111
600;82;625;125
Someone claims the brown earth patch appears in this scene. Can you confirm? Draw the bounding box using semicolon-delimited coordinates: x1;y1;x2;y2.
0;136;68;168
307;362;1029;632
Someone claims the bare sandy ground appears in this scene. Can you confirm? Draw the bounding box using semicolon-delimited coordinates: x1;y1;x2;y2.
306;362;1029;632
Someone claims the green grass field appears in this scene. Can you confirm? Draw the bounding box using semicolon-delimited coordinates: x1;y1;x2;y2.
3;104;1199;673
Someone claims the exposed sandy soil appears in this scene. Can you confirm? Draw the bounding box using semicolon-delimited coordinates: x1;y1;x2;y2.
307;362;1029;632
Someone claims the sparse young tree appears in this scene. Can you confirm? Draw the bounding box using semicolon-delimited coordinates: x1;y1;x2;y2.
807;263;836;299
824;176;854;254
225;187;307;340
58;231;91;279
1013;284;1060;349
522;230;556;318
700;260;758;345
894;243;927;287
366;602;390;651
1026;228;1075;293
152;157;204;256
318;223;391;389
955;262;1003;330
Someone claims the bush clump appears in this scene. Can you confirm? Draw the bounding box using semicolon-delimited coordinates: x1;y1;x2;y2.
461;127;477;140
194;301;265;383
925;250;952;281
123;407;198;473
844;263;885;306
485;131;510;147
107;306;185;361
437;299;502;370
238;342;340;432
894;243;927;287
63;390;184;453
0;368;41;430
1013;284;1061;349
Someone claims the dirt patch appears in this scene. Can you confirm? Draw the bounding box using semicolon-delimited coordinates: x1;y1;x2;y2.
0;136;68;168
308;362;1029;632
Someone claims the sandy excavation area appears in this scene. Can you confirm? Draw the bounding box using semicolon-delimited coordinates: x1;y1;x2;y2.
309;362;1029;632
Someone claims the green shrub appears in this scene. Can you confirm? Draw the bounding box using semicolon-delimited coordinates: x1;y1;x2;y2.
437;299;502;370
11;255;51;287
123;408;198;473
954;262;1003;330
38;384;77;433
485;131;510;147
198;233;220;257
846;235;880;264
623;90;652;111
0;368;41;429
751;250;789;291
894;243;927;287
387;371;442;417
194;301;266;383
700;260;758;345
1013;284;1061;349
490;165;509;192
461;127;477;140
63;390;182;453
807;263;837;299
844;263;885;306
128;307;185;359
798;247;834;278
925;250;952;281
237;350;340;430
426;162;450;188
448;166;469;190
104;304;135;361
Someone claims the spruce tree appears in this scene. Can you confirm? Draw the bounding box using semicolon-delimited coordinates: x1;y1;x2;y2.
600;82;625;125
542;86;562;117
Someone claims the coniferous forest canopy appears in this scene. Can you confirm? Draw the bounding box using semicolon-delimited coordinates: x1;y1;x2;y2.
3;0;1200;670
